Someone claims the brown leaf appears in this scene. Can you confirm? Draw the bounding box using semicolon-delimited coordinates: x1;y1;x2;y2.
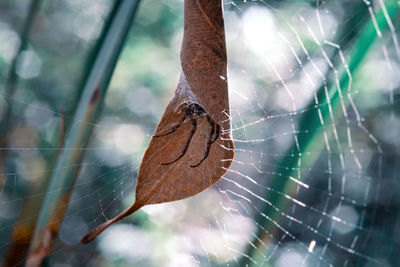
181;0;230;131
81;0;234;244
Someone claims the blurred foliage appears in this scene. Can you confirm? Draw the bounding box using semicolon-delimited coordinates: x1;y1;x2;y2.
1;0;400;266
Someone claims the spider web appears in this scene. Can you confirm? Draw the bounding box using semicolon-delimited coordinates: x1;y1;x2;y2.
0;0;400;266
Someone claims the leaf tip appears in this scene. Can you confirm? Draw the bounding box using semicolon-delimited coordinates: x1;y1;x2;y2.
80;232;95;244
81;226;103;244
81;202;143;244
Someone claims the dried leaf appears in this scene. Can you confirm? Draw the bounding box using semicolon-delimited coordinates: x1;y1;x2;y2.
81;0;234;243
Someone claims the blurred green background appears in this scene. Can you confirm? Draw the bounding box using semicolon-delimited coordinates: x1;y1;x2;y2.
0;0;400;266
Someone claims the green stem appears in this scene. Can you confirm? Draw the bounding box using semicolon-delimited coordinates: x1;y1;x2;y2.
0;0;41;190
239;1;400;265
2;0;142;265
25;0;141;265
